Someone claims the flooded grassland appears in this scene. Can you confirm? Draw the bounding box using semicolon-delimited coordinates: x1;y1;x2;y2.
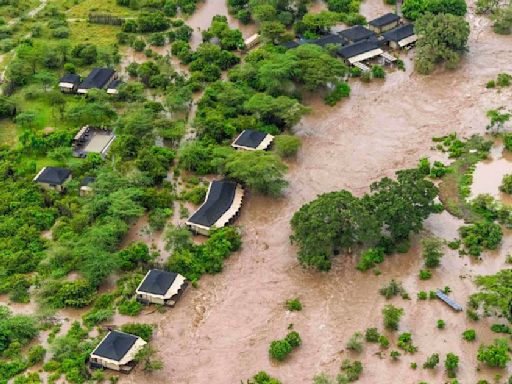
120;1;512;384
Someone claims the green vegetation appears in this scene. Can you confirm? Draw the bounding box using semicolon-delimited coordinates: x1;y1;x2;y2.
379;279;407;299
477;339;510;368
414;13;470;74
364;328;380;343
422;237;444;268
437;319;446;329
445;353;459;377
285;298;302;311
397;332;418;353
382;304;404;331
274;134;301;158
291;168;438;270
402;0;467;20
346;332;364;352
469;269;512;321
423;353;440;368
356;248;385;271
462;329;476;341
500;174;512;194
246;371;282;384
269;331;302;361
459;221;503;256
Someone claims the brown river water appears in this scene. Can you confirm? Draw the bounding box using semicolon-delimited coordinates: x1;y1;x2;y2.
121;0;512;383
5;0;512;383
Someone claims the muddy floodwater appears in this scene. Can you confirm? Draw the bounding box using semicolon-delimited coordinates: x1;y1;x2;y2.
118;0;512;382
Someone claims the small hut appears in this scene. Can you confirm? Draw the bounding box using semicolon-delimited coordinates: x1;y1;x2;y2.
244;34;260;50
135;269;188;306
368;13;401;34
33;167;71;192
58;73;81;93
337;40;383;66
339;25;376;44
231;130;274;151
80;176;95;197
89;331;146;372
186;180;244;236
382;24;417;49
77;68;116;94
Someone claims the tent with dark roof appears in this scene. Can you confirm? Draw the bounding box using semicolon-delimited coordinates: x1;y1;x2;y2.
337;40;383;64
59;73;81;93
33;167;71;192
382;24;417;49
77;68;116;94
339;25;375;43
107;79;123;95
80;176;95;196
231;129;274;150
89;331;146;372
186;180;244;236
368;13;401;33
136;269;188;306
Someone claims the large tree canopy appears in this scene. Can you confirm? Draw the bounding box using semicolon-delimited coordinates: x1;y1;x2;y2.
469;269;512;322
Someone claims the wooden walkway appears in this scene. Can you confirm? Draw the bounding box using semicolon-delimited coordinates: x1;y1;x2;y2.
436;290;463;311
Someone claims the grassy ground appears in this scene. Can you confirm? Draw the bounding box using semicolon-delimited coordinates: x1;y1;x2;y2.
67;20;120;46
50;0;138;18
0;120;19;146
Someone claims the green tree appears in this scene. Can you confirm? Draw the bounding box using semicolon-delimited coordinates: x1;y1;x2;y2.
382;304;404;331
445;353;459;378
477;339;510;368
422;237;444;268
469;269;512;321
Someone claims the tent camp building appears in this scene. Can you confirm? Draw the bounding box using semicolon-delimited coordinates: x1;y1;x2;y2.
339;25;376;44
231;129;274;151
382;24;417;49
77;68;116;94
368;13;401;34
186;180;244;236
337;40;384;66
89;331;146;372
58;73;81;93
136;269;188;306
33;166;71;192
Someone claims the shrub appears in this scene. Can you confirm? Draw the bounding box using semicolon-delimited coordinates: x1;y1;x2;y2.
417;291;428;300
346;332;363;352
284;331;302;348
379;279;406;299
390;350;401;360
462;329;476;341
422;237;443;268
247;371;282;384
477;339;511;368
437;319;446;329
340;359;363;381
378;335;390;348
497;73;511;86
356;248;385;271
382;305;404;331
490;324;511;334
118;299;143;316
445;353;459;378
423;353;440;368
419;269;432;280
27;345;46;366
274;135;302;158
500;174;512;194
486;80;496;88
371;65;385;78
397;332;417;353
324;81;351;105
269;339;292;361
285;298;302;311
459;221;503;256
120;323;153;341
365;328;380;342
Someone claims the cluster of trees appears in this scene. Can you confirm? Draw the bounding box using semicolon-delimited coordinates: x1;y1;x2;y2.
202;15;245;50
469;269;511;322
291;168;439;270
122;11;170;33
402;0;467;20
268;331;302;361
228;0;309;27
117;0;201;15
414;13;470;74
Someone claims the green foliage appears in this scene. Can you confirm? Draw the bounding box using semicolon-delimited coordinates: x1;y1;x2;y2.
417;291;428;300
445;353;459;378
181;185;208;205
379;280;406;299
414;13;470;74
437;319;446;329
486;108;511;133
499;174;512;194
246;371;282;384
470;269;512;321
423;353;440;368
274;135;301;158
324;81;350;106
117;241;151;271
492;6;512;35
490;324;512;334
356;248;385;271
477;339;510;368
339;359;363;381
459;221;503;256
371;65;385;79
378;335;390;348
365;327;380;342
397;332;418;353
166;226;241;281
390;350;401;360
27;345;46;366
284;331;302;348
285;298;302;311
120;323;154;342
269;339;293;361
118;299;144;316
462;329;476;341
402;0;467;20
382;304;404;331
346;332;363;352
419;269;432;280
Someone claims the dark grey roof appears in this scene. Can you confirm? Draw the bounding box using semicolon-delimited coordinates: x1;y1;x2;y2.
369;13;400;27
233;130;268;148
59;73;80;84
138;269;178;295
107;79;123;90
382;24;415;42
280;40;300;49
339;25;375;42
35;167;71;185
188;180;237;228
311;34;346;47
93;331;138;361
80;176;95;187
337;40;380;59
80;68;115;90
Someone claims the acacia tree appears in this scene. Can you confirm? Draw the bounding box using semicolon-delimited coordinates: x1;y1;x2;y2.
414;13;470;74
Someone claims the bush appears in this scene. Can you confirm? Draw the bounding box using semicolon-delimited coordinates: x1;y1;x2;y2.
324;81;351;105
490;324;511;334
382;304;404;331
390;350;401;360
422;237;443;268
417;291;428;300
418;269;432;280
120;323;153;341
118;299;143;316
459;221;503;256
27;345;46;366
274;135;301;158
247;371;282;384
346;332;363;352
371;65;385;79
486;80;496;88
285;298;302;311
365;328;380;342
423;353;440;368
378;335;390;348
437;319;446;329
269;339;292;361
500;174;512;194
356;248;384;271
462;329;476;341
284;331;302;348
397;332;417;353
379;279;406;299
340;359;363;381
497;73;511;86
445;353;459;378
477;339;511;368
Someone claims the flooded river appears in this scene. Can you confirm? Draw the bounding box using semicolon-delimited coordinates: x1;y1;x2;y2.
120;0;512;383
